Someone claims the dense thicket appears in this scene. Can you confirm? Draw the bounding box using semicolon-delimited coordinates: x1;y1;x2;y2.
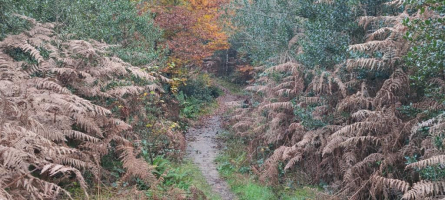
1;0;165;66
227;0;445;199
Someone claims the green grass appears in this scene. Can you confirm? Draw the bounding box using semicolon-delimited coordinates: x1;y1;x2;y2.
71;158;221;200
216;153;274;200
279;187;318;200
216;131;317;200
145;158;222;200
213;77;245;96
235;181;275;200
170;160;222;200
70;185;139;200
199;99;220;116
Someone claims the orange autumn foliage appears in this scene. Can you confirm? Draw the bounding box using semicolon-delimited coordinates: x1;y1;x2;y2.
148;0;230;66
236;64;255;83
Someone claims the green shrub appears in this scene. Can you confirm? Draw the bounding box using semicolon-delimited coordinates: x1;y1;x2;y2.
176;77;222;118
404;0;445;100
6;0;164;65
0;0;31;40
293;104;326;130
178;78;222;102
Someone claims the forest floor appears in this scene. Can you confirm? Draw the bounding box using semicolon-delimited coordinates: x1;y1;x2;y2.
185;83;243;200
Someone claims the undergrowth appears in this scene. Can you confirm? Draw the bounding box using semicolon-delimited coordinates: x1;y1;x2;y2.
72;157;221;200
213;77;245;96
146;157;221;200
216;131;317;200
176;75;223;119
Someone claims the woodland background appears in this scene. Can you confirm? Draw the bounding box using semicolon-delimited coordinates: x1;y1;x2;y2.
0;0;444;199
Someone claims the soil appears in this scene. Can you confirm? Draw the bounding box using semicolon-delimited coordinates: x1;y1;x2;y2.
186;87;241;200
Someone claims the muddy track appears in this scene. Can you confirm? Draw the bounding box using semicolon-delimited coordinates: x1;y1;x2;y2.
186;87;240;200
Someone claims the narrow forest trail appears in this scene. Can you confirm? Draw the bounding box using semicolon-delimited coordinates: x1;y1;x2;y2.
186;85;241;200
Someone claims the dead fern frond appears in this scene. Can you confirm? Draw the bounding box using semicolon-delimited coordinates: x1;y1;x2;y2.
340;136;381;148
331;121;387;139
402;181;445;200
72;114;103;137
358;16;400;29
265;62;301;74
127;66;157;81
322;136;347;156
62;130;100;142
260;102;293;110
373;69;409;108
347;58;386;71
284;153;303;170
406;155;445;170
54;157;87;169
349;40;394;52
332;75;347;97
299;96;323;105
41;164;88;197
351;110;375;121
34;79;71;94
337;92;372;112
19;42;44;64
117;145;157;184
366;27;393;41
385;0;404;7
107;86;145;97
372;175;410;192
412;99;445;111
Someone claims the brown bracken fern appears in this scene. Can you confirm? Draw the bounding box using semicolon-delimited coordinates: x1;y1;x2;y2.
0;17;182;199
225;1;445;199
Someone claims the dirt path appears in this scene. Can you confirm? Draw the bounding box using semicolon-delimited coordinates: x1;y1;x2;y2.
186;87;240;200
